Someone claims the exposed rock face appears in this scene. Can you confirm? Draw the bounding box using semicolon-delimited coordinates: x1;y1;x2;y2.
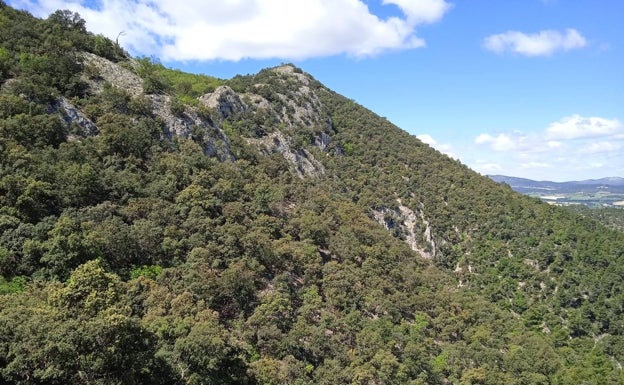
243;93;270;110
53;97;98;137
78;53;233;160
82;52;143;95
313;131;331;151
76;57;332;172
195;66;334;175
149;94;233;161
246;131;325;178
199;86;248;120
247;131;325;178
371;199;437;259
284;85;323;128
272;64;310;85
244;65;327;130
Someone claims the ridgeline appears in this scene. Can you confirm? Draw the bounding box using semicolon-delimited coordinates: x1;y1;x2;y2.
1;3;623;384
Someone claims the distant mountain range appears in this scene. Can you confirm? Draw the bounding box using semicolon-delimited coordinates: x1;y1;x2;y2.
488;175;624;189
573;176;624;186
488;175;624;206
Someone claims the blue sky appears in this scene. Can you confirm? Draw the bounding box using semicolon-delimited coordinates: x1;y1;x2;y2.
10;0;623;181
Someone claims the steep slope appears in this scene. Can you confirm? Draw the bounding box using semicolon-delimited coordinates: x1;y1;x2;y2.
1;4;623;384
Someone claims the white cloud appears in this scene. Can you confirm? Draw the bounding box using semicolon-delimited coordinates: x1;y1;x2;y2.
546;115;623;140
474;133;518;151
384;0;451;24
470;114;624;180
581;141;621;154
10;0;451;61
520;162;550;169
473;161;503;174
547;140;563;149
417;133;456;158
483;28;586;56
417;134;437;146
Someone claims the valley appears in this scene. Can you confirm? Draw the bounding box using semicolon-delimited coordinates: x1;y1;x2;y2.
489;175;624;207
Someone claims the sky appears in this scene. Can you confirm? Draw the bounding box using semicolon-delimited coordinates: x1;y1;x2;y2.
8;0;624;181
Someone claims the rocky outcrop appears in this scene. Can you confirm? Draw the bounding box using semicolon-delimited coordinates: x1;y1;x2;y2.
371;199;437;259
248;65;327;130
246;131;325;178
78;53;233;160
243;93;270;110
82;52;143;95
149;94;232;161
53;97;98;137
272;64;310;85
312;131;331;151
197;66;333;174
199;86;248;120
78;56;332;171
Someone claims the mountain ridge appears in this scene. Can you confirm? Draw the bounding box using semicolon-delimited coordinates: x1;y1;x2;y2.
489;174;624;186
1;4;624;384
489;174;624;207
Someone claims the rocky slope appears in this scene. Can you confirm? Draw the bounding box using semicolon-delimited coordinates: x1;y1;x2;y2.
1;5;624;384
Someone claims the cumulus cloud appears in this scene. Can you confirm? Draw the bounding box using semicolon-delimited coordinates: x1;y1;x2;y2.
520;162;550;169
385;0;451;24
473;161;503;174
483;28;586;56
545;115;623;140
474;133;518;151
10;0;452;61
581;141;621;154
417;134;437;146
475;115;624;154
471;114;624;180
547;140;563;149
417;133;456;158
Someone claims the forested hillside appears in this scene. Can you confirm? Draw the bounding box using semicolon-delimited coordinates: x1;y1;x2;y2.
1;3;623;384
567;205;624;232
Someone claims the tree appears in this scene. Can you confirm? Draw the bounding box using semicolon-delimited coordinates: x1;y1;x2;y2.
0;260;172;384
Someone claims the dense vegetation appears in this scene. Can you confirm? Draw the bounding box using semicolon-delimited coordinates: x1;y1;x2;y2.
567;205;624;232
1;3;623;384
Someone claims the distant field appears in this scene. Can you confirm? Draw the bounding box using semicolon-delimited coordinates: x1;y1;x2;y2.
489;175;624;207
527;191;624;207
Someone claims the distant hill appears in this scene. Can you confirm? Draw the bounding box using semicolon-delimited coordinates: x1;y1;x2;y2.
489;175;624;188
575;176;624;186
489;175;624;206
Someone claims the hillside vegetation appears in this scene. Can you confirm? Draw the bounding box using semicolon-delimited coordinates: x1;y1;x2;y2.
566;205;624;232
1;3;623;384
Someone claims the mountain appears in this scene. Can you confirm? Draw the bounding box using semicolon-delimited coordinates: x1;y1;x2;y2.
1;4;624;384
489;175;624;188
576;177;624;186
489;174;624;206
